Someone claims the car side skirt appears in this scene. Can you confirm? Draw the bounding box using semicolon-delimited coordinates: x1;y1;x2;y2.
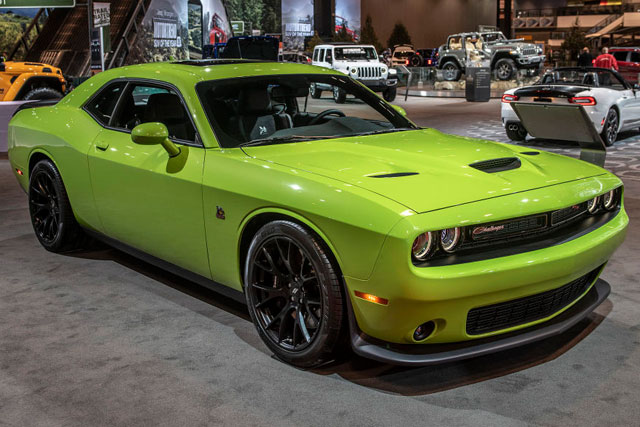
347;279;610;366
84;229;246;304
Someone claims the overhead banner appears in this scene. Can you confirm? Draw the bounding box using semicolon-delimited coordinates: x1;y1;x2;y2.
0;0;75;7
92;2;110;28
127;0;189;64
335;0;361;41
282;0;314;51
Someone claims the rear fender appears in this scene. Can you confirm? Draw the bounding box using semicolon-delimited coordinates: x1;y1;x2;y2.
5;74;65;100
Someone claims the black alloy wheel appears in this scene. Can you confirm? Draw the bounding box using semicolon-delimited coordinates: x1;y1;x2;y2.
30;167;61;245
28;159;86;252
601;108;618;147
244;220;345;367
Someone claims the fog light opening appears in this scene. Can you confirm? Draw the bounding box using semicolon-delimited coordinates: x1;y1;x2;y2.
413;321;436;341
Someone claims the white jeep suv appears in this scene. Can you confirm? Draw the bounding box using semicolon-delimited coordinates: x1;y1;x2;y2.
311;43;398;102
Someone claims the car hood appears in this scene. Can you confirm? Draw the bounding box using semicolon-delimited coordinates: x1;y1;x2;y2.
242;128;605;213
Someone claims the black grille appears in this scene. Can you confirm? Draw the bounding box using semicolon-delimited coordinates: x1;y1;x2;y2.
469;157;521;173
466;266;601;335
471;215;546;241
551;202;588;225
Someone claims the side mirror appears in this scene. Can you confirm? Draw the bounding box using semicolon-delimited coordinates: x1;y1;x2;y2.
131;122;181;157
391;104;407;116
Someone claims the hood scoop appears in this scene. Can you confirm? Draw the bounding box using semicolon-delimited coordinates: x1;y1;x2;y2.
369;172;419;178
469;157;521;173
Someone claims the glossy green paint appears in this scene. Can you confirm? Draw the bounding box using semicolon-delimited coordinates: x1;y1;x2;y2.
7;61;628;346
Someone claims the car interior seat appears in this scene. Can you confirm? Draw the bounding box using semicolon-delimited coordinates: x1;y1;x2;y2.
143;93;195;141
238;87;278;141
583;72;599;86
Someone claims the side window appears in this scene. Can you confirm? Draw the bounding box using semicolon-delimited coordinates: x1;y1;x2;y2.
84;82;126;126
313;48;319;62
326;48;333;62
613;51;628;62
111;83;197;142
631;52;640;63
319;48;325;62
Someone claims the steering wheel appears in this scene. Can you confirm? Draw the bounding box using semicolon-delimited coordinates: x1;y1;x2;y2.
309;109;346;125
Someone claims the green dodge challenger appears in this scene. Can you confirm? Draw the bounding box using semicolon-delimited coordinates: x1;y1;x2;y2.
7;60;628;367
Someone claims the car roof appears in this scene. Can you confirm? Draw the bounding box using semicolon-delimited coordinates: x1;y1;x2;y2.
609;47;640;51
315;43;375;48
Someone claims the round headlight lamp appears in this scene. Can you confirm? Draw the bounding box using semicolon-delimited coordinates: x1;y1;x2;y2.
603;190;617;211
587;196;600;214
412;232;435;261
440;228;461;253
351;68;357;73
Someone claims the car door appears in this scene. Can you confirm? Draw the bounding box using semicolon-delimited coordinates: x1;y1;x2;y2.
87;80;210;278
612;51;631;81
627;51;640;84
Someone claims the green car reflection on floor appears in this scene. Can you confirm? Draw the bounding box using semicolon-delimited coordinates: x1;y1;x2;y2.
7;60;628;367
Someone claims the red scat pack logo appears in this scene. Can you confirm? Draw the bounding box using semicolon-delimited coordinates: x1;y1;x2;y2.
472;224;505;237
571;204;581;210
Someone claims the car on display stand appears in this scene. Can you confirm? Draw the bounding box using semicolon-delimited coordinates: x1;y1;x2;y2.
311;43;398;102
501;67;640;146
0;60;66;101
390;44;416;67
408;48;439;68
438;30;545;81
7;60;627;368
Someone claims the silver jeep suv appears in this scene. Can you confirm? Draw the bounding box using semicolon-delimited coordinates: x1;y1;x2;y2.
437;30;545;81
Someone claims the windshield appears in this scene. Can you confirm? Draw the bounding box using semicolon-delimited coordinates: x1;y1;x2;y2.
482;32;506;43
334;47;377;60
393;50;413;58
537;68;627;89
196;74;415;148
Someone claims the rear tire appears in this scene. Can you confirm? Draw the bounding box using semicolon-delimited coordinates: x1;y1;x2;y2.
333;86;346;104
244;220;346;368
409;54;423;67
505;122;528;141
382;87;397;102
600;108;618;147
23;87;63;101
29;159;86;252
310;83;322;99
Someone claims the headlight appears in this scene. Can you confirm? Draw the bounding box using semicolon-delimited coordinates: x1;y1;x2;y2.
603;190;617;211
440;228;461;253
351;68;357;73
412;232;436;262
587;196;600;214
380;66;386;73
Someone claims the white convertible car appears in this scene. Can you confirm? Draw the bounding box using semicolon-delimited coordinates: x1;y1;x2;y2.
501;67;640;146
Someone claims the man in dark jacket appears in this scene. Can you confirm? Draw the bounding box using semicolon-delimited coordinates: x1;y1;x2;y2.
577;47;593;67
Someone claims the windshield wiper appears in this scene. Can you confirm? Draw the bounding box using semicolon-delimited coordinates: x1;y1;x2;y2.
238;135;334;147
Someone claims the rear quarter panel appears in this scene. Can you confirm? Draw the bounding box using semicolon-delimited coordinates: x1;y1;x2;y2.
8;100;104;231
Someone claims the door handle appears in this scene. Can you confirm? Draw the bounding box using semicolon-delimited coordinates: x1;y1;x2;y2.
95;140;109;151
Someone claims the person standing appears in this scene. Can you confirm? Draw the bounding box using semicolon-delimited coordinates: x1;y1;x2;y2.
577;47;593;67
594;47;619;71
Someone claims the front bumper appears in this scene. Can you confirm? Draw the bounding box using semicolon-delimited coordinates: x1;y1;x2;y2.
344;179;627;347
359;78;397;92
516;54;545;67
349;278;610;366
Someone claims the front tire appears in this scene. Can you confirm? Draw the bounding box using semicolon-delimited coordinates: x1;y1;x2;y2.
310;83;322;99
600;108;619;147
29;159;86;252
505;122;528;141
244;220;345;368
495;58;516;81
442;61;461;81
382;87;397;102
333;86;346;104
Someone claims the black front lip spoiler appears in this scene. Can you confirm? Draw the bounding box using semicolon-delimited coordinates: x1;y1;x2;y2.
349;279;610;366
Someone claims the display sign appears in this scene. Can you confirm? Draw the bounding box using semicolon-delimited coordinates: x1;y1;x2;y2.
231;20;244;35
282;0;314;51
0;0;75;7
335;0;361;41
93;2;110;28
